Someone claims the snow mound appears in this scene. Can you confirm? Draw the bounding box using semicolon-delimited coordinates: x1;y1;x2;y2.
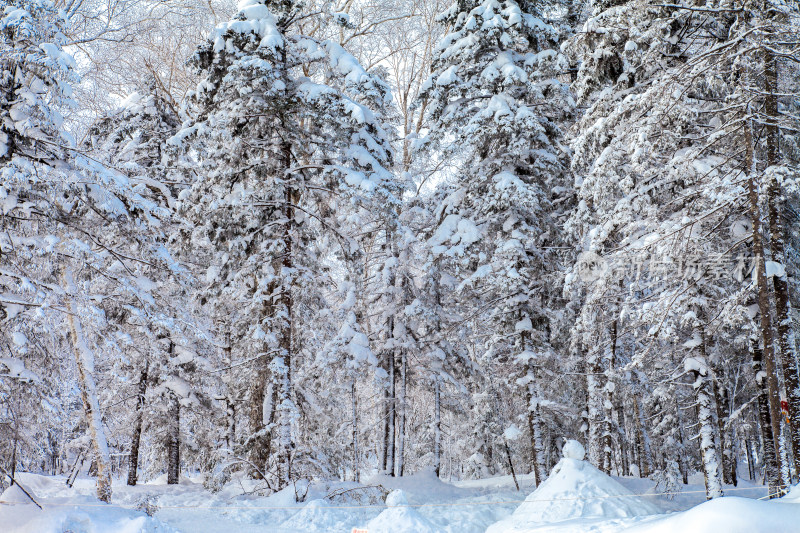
0;490;172;533
1;483;37;504
386;489;409;506
624;496;800;532
487;444;659;532
366;490;437;533
280;498;366;532
12;473;68;496
145;473;196;485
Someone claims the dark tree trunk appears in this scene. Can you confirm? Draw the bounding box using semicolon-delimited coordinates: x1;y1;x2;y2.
127;363;149;486
167;391;180;485
615;400;629;477
351;381;359;482
397;350;407;477
631;371;654;478
222;331;236;452
763;44;800;474
227;399;236;450
274;142;297;488
745;121;784;466
745;435;755;482
386;342;396;476
675;401;689;485
247;346;272;477
751;338;782;496
503;439;519;491
521;326;546;486
744;435;756;481
602;317;617;474
433;378;441;478
383;227;397;476
381;386;390;472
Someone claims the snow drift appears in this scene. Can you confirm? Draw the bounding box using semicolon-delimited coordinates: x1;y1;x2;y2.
487;440;660;532
366;490;437;533
624;495;800;533
0;483;172;533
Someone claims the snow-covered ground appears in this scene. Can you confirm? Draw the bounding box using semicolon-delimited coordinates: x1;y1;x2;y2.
2;446;797;533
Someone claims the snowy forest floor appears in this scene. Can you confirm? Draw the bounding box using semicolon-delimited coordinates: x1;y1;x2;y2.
0;470;797;532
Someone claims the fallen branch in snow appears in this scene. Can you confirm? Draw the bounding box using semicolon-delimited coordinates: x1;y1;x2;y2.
0;465;43;509
651;3;744;12
325;485;387;501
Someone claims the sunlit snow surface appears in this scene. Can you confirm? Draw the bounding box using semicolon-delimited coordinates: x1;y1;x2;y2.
0;467;795;533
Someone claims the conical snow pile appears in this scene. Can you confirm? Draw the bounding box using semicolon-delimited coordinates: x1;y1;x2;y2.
487;440;660;532
366;490;437;533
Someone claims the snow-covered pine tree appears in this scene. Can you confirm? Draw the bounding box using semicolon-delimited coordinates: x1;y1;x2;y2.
400;194;474;478
419;0;574;484
172;0;397;489
83;82;215;488
0;0;77;168
86;81;182;210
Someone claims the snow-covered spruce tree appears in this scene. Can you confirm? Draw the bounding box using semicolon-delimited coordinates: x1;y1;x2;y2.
135;336;217;485
400;194;475;478
0;0;76;168
564;2;739;494
563;0;691;475
675;3;800;487
310;278;379;482
565;0;800;497
291;159;406;482
418;0;573;483
172;0;396;489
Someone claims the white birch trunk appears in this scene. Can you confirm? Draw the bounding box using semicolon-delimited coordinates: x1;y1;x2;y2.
64;270;112;503
686;321;723;499
586;347;604;468
693;363;723;499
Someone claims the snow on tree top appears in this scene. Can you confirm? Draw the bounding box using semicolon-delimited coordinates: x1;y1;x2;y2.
765;261;786;279
683;357;707;375
210;2;283;52
237;0;270;20
0;357;38;381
